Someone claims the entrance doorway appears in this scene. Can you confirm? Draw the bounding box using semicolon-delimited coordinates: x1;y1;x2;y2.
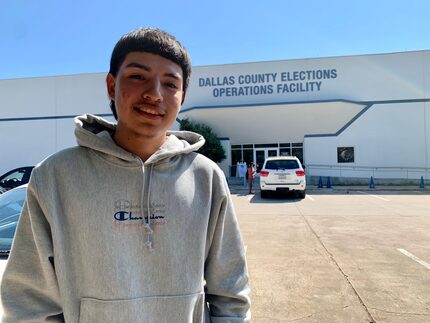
255;148;278;172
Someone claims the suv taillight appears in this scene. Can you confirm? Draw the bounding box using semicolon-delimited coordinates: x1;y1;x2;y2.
260;171;269;177
295;170;305;176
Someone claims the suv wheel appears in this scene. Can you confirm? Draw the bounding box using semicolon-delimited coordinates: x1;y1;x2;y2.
297;190;306;199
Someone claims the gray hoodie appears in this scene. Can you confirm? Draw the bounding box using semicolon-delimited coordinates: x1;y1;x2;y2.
1;114;251;322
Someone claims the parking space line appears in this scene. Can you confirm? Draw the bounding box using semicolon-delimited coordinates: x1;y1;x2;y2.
247;195;253;202
357;191;390;201
397;248;430;270
307;195;315;201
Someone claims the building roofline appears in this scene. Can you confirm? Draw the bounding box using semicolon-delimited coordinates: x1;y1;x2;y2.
180;98;430;114
193;49;430;68
2;49;429;81
0;71;107;82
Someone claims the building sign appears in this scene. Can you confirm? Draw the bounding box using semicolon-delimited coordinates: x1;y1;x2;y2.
198;69;337;98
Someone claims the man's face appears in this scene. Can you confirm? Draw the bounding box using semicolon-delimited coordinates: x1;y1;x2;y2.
107;52;183;142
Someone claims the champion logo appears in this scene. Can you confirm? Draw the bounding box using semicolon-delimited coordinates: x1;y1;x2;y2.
113;199;166;225
114;211;165;222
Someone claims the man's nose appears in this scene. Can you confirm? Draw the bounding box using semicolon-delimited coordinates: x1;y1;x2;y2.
143;79;163;102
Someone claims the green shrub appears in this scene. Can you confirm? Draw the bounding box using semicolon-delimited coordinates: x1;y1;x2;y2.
179;118;226;163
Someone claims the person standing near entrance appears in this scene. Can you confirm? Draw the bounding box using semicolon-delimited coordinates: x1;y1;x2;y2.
247;162;257;194
1;27;250;322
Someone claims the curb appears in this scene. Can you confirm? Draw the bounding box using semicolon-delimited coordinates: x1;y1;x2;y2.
228;185;430;193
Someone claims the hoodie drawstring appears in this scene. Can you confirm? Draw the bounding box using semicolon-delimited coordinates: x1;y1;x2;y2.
139;159;154;250
145;165;154;250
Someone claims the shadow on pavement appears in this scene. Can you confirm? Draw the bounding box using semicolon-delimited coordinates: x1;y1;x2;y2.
229;184;430;197
308;188;430;195
234;191;305;204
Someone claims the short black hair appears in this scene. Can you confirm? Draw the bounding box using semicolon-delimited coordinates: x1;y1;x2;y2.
108;27;192;119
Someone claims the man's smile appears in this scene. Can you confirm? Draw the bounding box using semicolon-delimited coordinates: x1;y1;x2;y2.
133;105;166;118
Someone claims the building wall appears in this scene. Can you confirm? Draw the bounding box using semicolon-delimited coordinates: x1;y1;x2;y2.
179;101;365;144
304;101;430;179
0;74;113;174
182;50;430;179
183;51;430;110
1;50;429;180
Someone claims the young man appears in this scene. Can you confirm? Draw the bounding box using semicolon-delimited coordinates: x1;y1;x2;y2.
1;28;251;322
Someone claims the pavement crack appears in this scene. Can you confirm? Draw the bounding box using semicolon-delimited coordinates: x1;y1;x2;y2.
295;204;376;323
369;307;430;316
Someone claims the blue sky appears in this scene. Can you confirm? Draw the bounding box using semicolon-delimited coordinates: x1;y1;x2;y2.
1;0;429;80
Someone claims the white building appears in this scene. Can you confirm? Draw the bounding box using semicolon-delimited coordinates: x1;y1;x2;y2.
1;50;429;183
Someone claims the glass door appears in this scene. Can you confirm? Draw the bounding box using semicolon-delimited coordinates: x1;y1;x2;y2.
255;148;278;172
267;149;278;157
255;150;265;173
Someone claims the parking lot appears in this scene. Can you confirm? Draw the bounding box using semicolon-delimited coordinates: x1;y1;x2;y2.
1;187;429;322
233;188;430;322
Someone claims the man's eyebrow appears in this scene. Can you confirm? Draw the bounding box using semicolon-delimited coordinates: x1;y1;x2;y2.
125;62;182;80
165;73;182;80
125;62;151;71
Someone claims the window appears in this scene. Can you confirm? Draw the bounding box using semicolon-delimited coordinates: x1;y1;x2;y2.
0;167;34;190
265;160;299;170
254;143;278;148
231;150;242;165
230;142;304;168
292;148;303;163
243;149;253;164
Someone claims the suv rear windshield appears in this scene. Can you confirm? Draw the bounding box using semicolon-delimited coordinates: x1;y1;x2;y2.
265;160;299;170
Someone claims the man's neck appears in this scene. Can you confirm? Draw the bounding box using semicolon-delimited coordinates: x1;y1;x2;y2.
113;130;167;162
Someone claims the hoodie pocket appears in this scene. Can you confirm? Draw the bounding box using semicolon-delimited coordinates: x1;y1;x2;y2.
79;292;206;323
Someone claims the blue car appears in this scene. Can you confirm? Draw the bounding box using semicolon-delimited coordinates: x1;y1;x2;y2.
0;185;27;258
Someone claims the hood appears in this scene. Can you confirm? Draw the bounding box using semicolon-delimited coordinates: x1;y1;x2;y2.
74;114;205;165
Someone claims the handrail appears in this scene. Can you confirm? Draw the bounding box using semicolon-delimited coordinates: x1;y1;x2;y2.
306;164;430;170
304;164;429;179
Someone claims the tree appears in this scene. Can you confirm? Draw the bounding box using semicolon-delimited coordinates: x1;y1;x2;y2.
180;118;226;163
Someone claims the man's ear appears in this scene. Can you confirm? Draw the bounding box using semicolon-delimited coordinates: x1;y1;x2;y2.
106;73;116;101
180;90;185;105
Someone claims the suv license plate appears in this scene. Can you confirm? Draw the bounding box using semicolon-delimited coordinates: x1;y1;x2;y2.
278;174;287;179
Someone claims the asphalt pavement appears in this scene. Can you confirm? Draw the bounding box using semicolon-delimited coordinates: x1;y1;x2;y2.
231;186;430;322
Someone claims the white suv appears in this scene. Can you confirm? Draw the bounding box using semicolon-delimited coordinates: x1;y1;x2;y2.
259;156;306;198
